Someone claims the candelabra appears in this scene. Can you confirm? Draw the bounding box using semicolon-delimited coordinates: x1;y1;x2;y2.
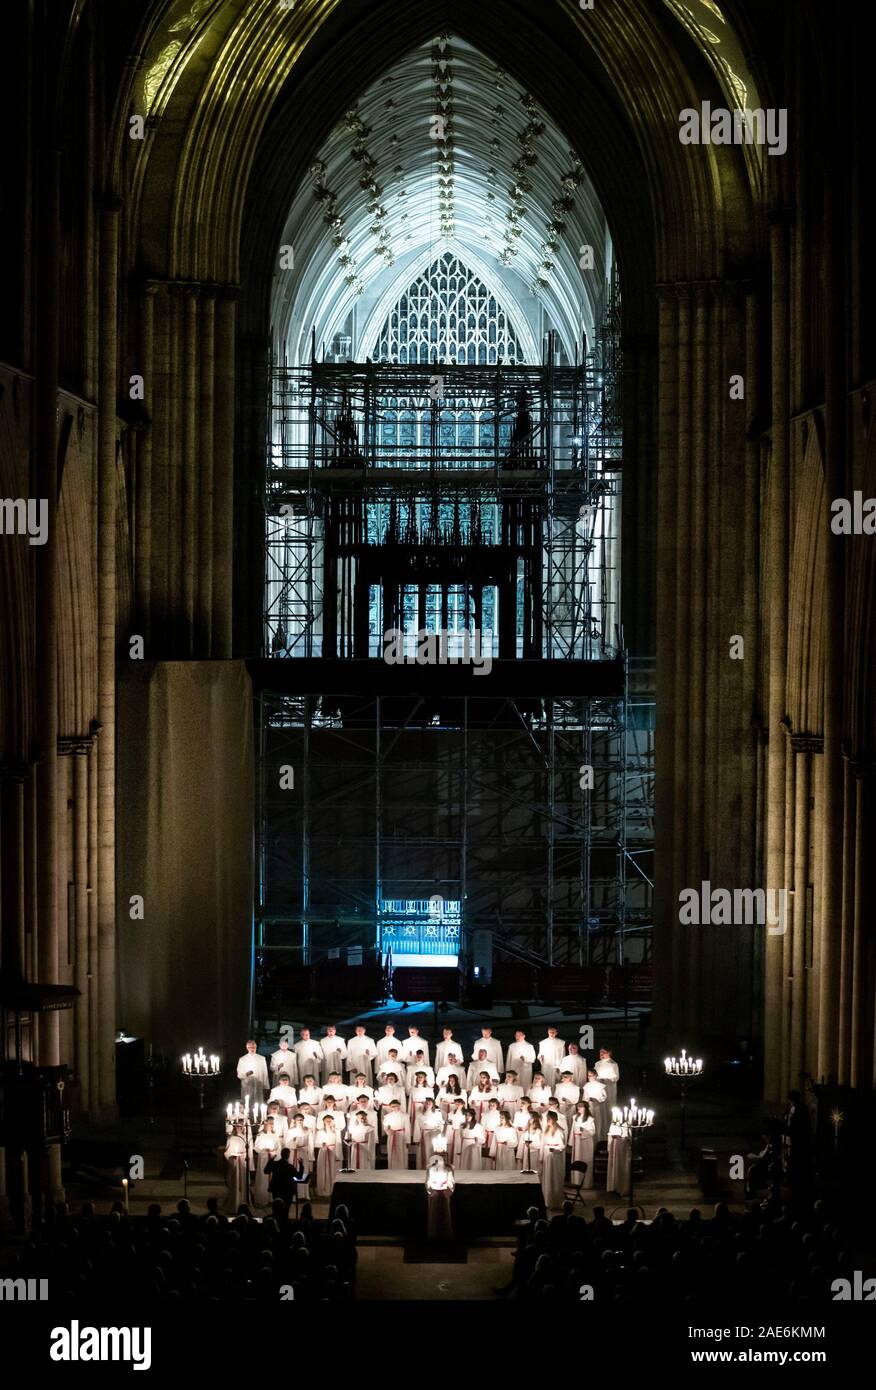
340;1133;355;1174
181;1048;221;1155
521;1136;537;1175
611;1099;654;1212
225;1100;267;1207
664;1049;703;1155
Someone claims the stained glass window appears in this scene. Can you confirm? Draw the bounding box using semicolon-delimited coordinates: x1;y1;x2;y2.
376;251;522;365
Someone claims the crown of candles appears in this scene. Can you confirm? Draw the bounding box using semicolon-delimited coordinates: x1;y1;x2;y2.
612;1098;654;1127
227;1100;267;1123
182;1048;220;1075
664;1049;703;1077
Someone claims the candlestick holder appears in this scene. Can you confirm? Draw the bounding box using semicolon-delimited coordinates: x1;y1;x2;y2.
521;1136;537;1175
181;1048;221;1155
340;1134;355;1174
610;1099;654;1214
664;1049;703;1156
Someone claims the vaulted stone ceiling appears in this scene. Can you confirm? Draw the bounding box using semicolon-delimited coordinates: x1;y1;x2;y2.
271;35;611;366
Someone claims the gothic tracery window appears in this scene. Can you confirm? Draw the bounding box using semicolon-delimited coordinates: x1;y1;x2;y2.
376;251;522;365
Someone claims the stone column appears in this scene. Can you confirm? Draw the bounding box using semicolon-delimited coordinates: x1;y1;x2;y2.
198;291;216;654
213;291;237;658
135;284;157;647
182;287;199;654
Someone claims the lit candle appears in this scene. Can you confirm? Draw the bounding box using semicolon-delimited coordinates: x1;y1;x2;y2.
122;1177;129;1212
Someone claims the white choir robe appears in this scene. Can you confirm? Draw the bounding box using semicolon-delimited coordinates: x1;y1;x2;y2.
527;1082;551;1113
435;1063;466;1090
400;1036;431;1066
266;1112;289;1145
375;1083;406;1127
413;1110;445;1167
471;1037;504;1073
569;1116;596;1188
466;1059;500;1090
561;1050;588;1086
319;1035;348;1084
285;1125;313;1175
314;1127;343;1196
383;1113;411;1170
583;1080;609;1142
223;1135;247;1214
537;1037;566;1090
347;1120;375;1171
405;1066;435;1096
270;1045;299;1086
446;1112;468;1164
541;1133;567;1208
512;1108;533;1139
297;1083;324;1111
269;1083;298;1113
482;1110;501;1164
377;1059;408;1090
236;1052;269;1106
253;1131;281;1207
469;1088;498;1121
505;1041;536;1092
544;1110;568;1139
594;1058;620;1112
459;1124;486;1171
376;1034;402;1065
317;1106;346;1135
606;1122;632;1196
321;1083;350;1113
293;1039;324;1085
436;1088;467;1120
345;1037;377;1082
491;1125;520;1172
408;1085;436;1129
516;1129;543;1174
497;1083;523;1114
433;1039;459;1070
554;1082;580;1117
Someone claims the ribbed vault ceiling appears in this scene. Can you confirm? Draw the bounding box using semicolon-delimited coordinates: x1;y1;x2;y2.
273;35;611;366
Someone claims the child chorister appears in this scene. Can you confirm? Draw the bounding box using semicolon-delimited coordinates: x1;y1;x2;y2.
459;1108;486;1171
491;1112;520;1172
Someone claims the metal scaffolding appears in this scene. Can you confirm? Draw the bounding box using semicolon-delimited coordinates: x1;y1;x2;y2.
256;281;654;990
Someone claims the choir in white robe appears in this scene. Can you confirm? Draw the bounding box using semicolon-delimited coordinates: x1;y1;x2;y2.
436;1062;467;1090
270;1043;299;1086
434;1036;459;1070
377;1058;408;1090
405;1065;434;1094
375;1082;406;1125
297;1081;324;1110
347;1118;376;1171
319;1033;347;1083
436;1086;467;1119
401;1033;431;1066
346;1034;377;1082
314;1125;343;1196
446;1109;468;1164
285;1123;313;1177
472;1034;504;1073
383;1111;411;1170
223;1134;247;1214
497;1082;523;1114
408;1084;435;1129
265;1109;289;1145
527;1079;551;1113
595;1056;620;1112
562;1047;588;1086
541;1130;567;1208
512;1106;533;1137
413;1109;445;1167
469;1086;498;1121
583;1078;609;1142
569;1114;596;1187
491;1123;520;1171
236;1050;269;1106
317;1104;346;1135
466;1056;500;1090
482;1108;501;1164
425;1161;455;1242
606;1120;632;1196
459;1123;486;1171
253;1128;281;1207
321;1081;350;1113
554;1081;580;1117
537;1034;566;1090
269;1082;298;1113
505;1039;536;1092
376;1032;401;1065
517;1125;543;1174
293;1036;324;1084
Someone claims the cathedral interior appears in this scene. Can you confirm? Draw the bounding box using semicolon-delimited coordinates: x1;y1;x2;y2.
1;0;875;1334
